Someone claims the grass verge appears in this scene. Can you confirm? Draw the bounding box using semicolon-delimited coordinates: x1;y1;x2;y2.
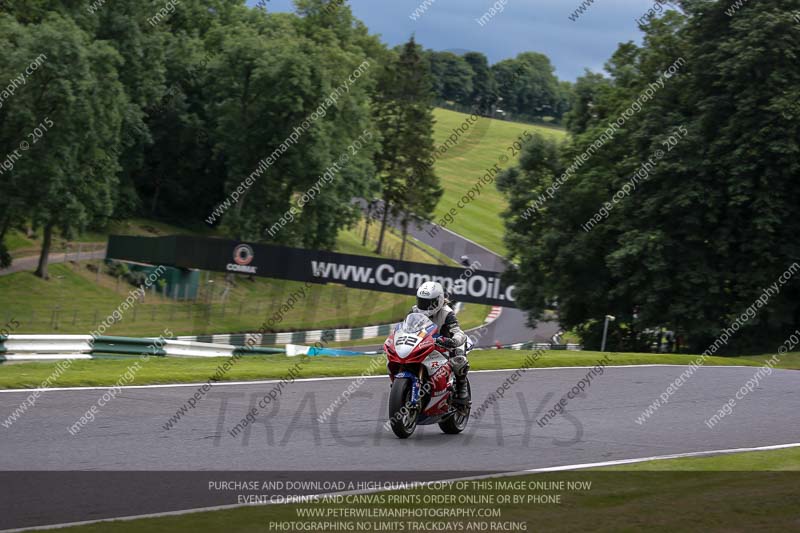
0;350;795;390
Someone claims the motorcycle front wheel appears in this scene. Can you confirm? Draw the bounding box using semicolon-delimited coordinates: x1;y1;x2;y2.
388;378;418;439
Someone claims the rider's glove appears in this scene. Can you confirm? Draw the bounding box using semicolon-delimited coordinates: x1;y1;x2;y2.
436;337;457;349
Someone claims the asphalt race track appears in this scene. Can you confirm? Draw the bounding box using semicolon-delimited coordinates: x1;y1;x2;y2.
4;365;799;470
1;364;798;528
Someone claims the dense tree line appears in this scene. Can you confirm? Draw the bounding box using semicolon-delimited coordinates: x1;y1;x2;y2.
499;0;800;354
0;0;572;276
425;49;572;122
0;0;402;275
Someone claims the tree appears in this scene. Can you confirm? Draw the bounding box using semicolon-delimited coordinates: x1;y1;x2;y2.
463;52;498;114
373;37;442;255
427;51;474;106
0;14;128;279
207;4;379;249
500;1;800;354
137;33;223;221
0;14;30;267
553;80;574;122
492;52;560;119
564;71;610;135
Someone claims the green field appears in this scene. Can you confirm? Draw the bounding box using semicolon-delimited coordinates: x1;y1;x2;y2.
0;109;548;336
1;350;795;390
431;108;566;255
50;447;800;532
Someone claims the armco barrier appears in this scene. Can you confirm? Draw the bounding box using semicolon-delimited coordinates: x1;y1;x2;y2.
92;336;166;357
175;302;500;347
0;335;94;355
490;342;583;351
0;335;285;361
178;323;395;346
0;336;580;361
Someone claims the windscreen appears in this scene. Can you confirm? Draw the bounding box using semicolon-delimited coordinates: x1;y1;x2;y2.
400;312;431;334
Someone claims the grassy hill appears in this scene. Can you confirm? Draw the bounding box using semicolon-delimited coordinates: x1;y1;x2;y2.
0;110;551;337
431;108;566;255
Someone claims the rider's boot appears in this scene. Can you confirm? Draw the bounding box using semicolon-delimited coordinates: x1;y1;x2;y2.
454;376;469;406
449;351;470;407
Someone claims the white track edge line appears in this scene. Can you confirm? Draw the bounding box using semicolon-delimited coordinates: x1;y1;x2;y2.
0;364;769;394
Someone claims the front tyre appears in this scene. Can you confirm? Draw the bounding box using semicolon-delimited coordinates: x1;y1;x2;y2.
388;378;418;439
439;379;471;434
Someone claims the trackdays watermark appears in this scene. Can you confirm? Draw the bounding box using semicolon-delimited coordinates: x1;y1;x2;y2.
229;330;336;437
212;389;584;448
536;354;611;427
472;349;545;420
163;282;316;431
67;329;173;436
227;358;307;438
318;355;385;424
1;268;165;430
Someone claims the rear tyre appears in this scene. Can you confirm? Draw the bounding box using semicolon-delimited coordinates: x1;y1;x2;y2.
439;379;471;434
388;378;418;439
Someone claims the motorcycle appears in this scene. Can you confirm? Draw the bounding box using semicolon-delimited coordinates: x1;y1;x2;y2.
384;312;472;439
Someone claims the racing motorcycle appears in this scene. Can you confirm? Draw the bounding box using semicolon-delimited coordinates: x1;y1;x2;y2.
384;312;472;439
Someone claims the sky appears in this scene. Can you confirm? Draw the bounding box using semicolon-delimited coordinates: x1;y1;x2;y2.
246;0;668;81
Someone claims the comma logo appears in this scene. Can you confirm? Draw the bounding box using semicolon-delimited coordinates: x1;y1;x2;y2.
233;244;254;266
228;244;257;274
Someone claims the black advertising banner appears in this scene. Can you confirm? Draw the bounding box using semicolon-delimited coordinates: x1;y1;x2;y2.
106;235;517;307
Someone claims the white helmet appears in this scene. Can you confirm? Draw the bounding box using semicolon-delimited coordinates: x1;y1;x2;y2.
416;281;445;317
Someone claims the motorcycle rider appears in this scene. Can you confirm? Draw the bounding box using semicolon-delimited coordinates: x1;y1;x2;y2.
412;281;470;406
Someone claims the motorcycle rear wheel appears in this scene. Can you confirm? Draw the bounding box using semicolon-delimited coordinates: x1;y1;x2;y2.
439;379;471;434
388;378;418;439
